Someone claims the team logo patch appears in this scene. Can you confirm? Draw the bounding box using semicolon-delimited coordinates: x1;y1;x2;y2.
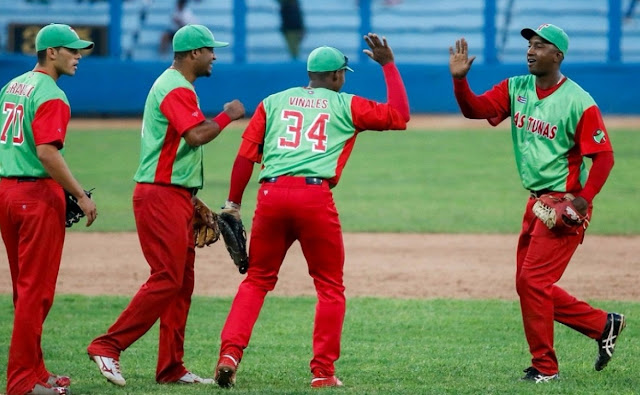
592;129;606;144
517;95;527;103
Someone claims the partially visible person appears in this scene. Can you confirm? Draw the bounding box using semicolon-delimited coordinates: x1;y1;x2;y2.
160;0;198;54
87;24;244;387
0;23;97;395
276;0;305;59
449;23;625;383
214;33;410;389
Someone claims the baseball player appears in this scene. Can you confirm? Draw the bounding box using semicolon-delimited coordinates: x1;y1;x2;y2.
86;24;244;387
214;33;410;388
449;24;625;382
0;23;97;395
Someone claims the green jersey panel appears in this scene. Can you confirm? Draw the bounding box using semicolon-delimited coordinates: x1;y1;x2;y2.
260;87;355;180
508;75;594;191
0;72;68;177
134;69;204;188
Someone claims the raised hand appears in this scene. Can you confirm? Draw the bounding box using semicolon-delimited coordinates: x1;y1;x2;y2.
363;33;394;66
224;99;245;121
449;38;476;79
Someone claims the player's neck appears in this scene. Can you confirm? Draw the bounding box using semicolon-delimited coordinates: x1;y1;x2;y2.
170;63;196;83
33;64;59;82
535;71;564;90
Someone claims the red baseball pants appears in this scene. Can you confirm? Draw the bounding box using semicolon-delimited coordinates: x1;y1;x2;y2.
87;183;196;382
516;195;607;375
0;178;65;395
219;176;346;377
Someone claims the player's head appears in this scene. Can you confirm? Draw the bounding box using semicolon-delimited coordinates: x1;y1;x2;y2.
173;24;228;77
521;24;568;75
307;46;353;92
35;23;94;77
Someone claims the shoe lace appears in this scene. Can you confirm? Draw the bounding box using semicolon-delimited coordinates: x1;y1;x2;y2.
113;359;122;374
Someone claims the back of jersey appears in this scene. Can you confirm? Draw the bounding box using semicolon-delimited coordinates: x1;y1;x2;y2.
260;86;356;181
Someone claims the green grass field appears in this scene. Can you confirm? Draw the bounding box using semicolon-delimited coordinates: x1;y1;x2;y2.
1;125;638;394
64;126;640;234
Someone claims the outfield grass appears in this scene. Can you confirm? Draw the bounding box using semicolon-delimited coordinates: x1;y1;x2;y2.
63;127;640;234
0;295;637;394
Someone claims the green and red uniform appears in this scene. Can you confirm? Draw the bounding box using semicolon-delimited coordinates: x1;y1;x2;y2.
87;68;207;383
0;70;70;395
454;75;614;375
219;62;410;377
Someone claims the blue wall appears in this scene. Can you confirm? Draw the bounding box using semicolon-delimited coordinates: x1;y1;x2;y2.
1;56;638;116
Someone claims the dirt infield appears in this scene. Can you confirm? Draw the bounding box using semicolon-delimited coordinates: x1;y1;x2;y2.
0;232;638;300
1;115;637;301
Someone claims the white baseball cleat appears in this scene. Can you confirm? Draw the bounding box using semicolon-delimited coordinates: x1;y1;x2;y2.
90;355;126;386
177;371;215;384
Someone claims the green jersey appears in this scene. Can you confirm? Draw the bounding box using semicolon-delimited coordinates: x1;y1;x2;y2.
508;75;595;191
259;87;355;180
0;71;69;177
134;68;206;188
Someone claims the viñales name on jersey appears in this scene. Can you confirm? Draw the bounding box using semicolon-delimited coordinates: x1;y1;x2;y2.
288;96;329;109
514;111;557;140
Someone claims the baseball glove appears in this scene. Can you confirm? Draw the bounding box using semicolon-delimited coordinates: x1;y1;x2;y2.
65;189;93;228
193;197;221;248
532;194;589;230
217;212;249;274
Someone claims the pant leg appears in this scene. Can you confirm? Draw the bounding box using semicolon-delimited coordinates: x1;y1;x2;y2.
219;181;296;361
88;184;193;366
516;197;607;375
292;185;345;377
156;238;195;382
0;179;65;395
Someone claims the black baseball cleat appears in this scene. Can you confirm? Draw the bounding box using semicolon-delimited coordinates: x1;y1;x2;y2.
520;367;559;383
595;312;626;371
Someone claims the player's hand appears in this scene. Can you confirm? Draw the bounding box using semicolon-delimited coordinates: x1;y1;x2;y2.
224;100;245;121
77;194;97;227
449;38;476;79
569;195;589;216
363;33;394;66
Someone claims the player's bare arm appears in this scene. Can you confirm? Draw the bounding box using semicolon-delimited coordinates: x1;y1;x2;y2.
449;38;476;79
184;99;245;147
363;33;394;65
36;144;98;226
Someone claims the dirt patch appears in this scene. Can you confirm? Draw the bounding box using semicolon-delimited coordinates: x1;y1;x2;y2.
1;233;637;301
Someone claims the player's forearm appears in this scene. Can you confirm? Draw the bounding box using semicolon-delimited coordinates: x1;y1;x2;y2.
36;144;85;198
382;63;410;122
453;77;499;119
183;112;231;147
227;155;254;205
579;151;614;204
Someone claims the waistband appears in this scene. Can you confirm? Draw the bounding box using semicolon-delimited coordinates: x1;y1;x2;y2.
136;182;199;197
261;176;326;186
1;176;46;183
529;189;554;198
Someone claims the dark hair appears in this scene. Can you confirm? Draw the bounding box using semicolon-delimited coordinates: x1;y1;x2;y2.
174;50;191;60
308;71;334;80
36;49;48;65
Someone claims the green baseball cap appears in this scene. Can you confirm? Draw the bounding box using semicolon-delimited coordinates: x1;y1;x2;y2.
307;46;354;72
35;23;94;51
173;24;229;52
521;23;569;54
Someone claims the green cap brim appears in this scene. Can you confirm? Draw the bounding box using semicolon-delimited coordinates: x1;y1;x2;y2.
63;39;94;50
212;40;229;48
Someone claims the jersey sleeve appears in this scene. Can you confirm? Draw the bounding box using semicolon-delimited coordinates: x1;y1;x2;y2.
453;78;510;126
159;87;206;135
32;98;70;148
575;105;613;156
237;101;266;163
350;96;407;131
